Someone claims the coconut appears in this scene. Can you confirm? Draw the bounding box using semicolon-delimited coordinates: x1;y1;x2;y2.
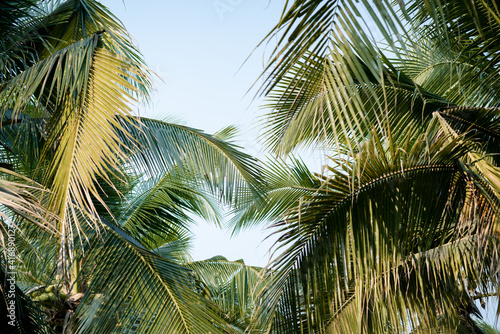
47;292;56;302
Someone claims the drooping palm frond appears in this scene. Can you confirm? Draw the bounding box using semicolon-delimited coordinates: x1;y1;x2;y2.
253;118;500;333
0;1;267;332
0;0;152;287
256;0;429;154
117;165;222;250
404;0;500;76
0;0;44;86
230;156;320;232
257;0;500;156
118;118;264;207
261;48;451;155
0;169;54;233
436;107;500;167
150;235;193;264
0;1;148;240
72;223;228;334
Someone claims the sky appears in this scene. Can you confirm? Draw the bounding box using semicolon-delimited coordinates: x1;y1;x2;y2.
101;0;291;267
101;1;498;327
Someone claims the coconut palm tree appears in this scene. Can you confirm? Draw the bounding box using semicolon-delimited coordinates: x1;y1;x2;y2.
0;1;264;333
246;0;500;332
186;255;269;333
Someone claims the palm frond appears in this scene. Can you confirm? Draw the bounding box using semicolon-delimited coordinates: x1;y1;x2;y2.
0;252;54;334
230;156;319;232
118;118;264;207
0;3;152;274
475;320;500;334
118;168;222;249
405;0;500;76
72;223;228;334
254;121;500;333
261;44;450;155
187;256;269;332
0;168;54;233
389;38;500;107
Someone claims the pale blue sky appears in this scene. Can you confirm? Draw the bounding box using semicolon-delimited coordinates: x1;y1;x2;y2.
101;0;289;267
102;1;498;327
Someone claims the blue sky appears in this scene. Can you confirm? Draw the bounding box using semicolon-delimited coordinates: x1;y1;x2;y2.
101;0;289;267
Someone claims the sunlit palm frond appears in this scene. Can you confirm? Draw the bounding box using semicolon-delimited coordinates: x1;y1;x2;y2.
38;0;149;74
0;3;152;285
261;44;450;155
434;108;500;216
258;0;410;94
118;118;264;207
254;1;500;332
0;0;44;84
118;166;222;250
0;32;149;287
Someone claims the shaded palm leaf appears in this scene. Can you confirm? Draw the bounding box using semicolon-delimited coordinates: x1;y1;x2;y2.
73;223;228;334
254;121;499;333
0;256;53;334
187;256;269;332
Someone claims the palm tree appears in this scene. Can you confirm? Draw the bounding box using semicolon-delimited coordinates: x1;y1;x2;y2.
0;1;264;333
245;0;500;332
0;0;152;292
186;255;269;333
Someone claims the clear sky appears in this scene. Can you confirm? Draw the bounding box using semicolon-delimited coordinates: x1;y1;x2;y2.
101;1;498;327
101;0;289;267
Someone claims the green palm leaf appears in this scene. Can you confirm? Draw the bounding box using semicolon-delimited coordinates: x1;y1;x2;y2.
0;0;152;286
72;223;227;334
0;257;53;334
187;256;269;333
254;121;499;333
230;156;319;231
118;118;264;207
118;166;221;250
